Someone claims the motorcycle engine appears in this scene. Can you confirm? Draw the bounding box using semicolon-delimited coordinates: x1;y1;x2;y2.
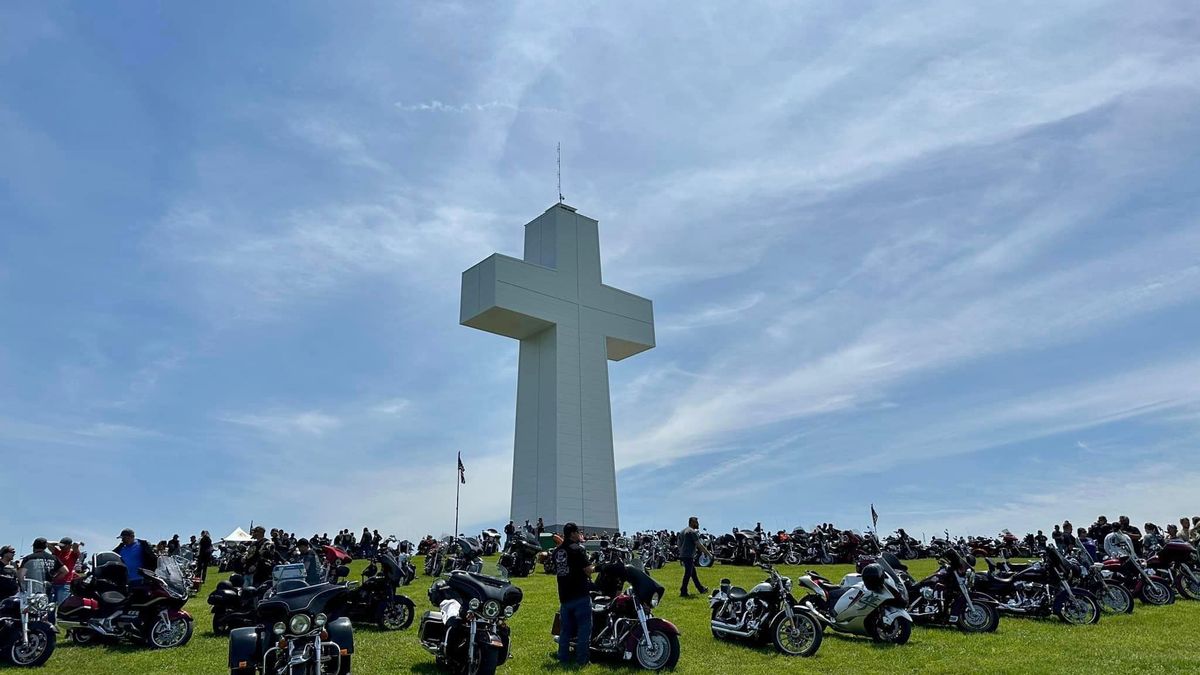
745;599;766;629
920;587;935;600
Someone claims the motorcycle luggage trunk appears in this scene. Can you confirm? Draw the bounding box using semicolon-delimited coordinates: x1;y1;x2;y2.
418;611;446;644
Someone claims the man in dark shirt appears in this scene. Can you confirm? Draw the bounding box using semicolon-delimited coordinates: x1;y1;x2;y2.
504;521;515;547
20;538;67;597
679;516;711;597
198;531;214;582
554;522;593;666
242;526;277;586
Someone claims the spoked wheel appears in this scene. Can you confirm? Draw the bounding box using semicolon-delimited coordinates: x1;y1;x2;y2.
634;629;680;670
68;629;101;646
871;616;912;644
1140;580;1174;606
958;601;996;633
465;645;499;675
698;553;714;568
785;552;800;565
146;615;194;649
1101;585;1134;614
8;622;56;667
1177;572;1200;600
377;596;415;630
1057;596;1099;625
772;613;822;656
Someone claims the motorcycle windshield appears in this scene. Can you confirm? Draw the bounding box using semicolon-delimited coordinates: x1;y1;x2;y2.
875;555;909;602
155;556;190;598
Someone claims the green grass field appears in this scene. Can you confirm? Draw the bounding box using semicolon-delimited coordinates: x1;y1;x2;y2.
16;556;1200;674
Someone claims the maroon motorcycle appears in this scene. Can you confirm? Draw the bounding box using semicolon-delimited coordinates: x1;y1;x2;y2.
58;552;194;649
1101;555;1175;606
1146;540;1200;601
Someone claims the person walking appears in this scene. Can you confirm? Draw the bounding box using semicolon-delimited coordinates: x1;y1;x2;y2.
553;522;593;667
679;516;710;597
198;530;214;582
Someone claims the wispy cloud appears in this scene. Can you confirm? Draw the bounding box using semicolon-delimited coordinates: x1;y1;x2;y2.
219;410;342;436
394;100;564;115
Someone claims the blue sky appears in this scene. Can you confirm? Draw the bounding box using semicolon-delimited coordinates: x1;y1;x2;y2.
2;2;1199;548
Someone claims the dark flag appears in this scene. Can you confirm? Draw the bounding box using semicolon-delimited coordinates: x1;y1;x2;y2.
458;452;466;484
870;504;878;529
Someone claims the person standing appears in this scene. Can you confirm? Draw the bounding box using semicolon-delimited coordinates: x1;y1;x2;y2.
536;518;545;536
0;546;18;599
242;526;277;587
167;535;181;556
504;521;515;547
553;523;593;667
114;529;158;588
198;531;214;582
296;539;323;585
47;537;80;604
679;516;710;597
19;538;67;597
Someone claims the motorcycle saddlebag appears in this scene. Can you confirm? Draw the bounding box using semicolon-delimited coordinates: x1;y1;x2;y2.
228;626;262;670
418;611;446;644
58;595;99;617
327;616;354;655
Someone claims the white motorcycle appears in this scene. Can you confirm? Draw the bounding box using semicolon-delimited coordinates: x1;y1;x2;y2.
797;555;914;644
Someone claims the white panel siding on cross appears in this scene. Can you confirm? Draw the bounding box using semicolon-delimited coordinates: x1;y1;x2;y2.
460;203;655;534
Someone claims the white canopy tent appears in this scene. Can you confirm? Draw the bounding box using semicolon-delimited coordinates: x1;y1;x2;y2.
221;527;253;542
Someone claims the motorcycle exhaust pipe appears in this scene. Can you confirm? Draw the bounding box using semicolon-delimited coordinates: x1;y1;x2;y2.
710;621;756;638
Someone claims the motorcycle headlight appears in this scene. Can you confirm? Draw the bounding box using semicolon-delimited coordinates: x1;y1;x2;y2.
482;600;501;619
289;613;312;635
469;598;481;611
782;577;793;592
503;605;515;618
650;592;661;608
314;613;327;628
273;622;286;636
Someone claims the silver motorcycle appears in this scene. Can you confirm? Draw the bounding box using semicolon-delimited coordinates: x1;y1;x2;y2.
797;555;914;644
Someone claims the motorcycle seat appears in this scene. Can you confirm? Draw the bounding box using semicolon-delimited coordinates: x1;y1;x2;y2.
825;586;851;606
727;586;749;601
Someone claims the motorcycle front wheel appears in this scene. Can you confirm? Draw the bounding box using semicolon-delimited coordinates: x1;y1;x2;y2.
870;616;912;645
697;553;714;568
772;613;822;656
465;645;499;675
635;629;681;670
957;600;997;633
1139;580;1173;606
7;622;56;667
1101;585;1134;614
1176;572;1200;600
377;596;416;630
1056;595;1100;625
146;615;194;649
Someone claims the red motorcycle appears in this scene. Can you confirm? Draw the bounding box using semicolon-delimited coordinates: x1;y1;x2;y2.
1146;540;1200;601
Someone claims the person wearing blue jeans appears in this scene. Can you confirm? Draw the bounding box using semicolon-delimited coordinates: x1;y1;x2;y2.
554;522;593;666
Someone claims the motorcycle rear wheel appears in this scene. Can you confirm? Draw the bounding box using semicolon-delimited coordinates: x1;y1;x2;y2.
772;613;822;656
68;629;101;646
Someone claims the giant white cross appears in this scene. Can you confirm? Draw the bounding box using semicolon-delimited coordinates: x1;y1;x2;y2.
460;203;655;534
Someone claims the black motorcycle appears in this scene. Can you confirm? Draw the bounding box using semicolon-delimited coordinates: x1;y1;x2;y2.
209;573;272;635
227;580;353;675
479;531;502;557
712;532;759;566
446;538;485;575
419;570;522;675
497;531;540;578
885;550;1000;633
0;579;57;667
333;551;416;630
552;563;680;670
709;564;824;657
973;547;1100;624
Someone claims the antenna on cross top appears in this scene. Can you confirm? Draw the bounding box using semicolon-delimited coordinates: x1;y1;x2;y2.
557;143;564;204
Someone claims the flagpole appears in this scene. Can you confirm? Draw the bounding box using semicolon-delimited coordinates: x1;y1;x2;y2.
454;452;461;538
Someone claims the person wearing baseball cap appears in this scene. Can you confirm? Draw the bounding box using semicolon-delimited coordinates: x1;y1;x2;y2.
47;537;82;604
18;538;66;594
553;522;594;666
114;528;158;587
0;546;18;599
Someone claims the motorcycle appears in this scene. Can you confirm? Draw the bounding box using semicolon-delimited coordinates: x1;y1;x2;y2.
227;567;354;675
798;555;914;644
712;532;759;566
425;539;446;577
973;547;1101;624
1062;555;1135;615
1101;554;1175;606
497;530;540;578
419;569;522;675
553;563;680;670
333;551;416;630
885;550;1000;633
445;538;485;575
1145;539;1200;601
479;531;502;557
710;564;824;656
59;552;194;649
209;573;272;635
0;578;57;667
